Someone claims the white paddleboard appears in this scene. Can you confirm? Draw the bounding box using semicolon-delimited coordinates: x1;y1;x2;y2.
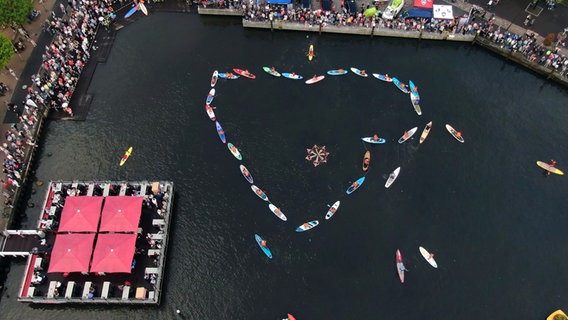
385;167;400;188
324;201;340;220
268;204;287;221
419;246;438;268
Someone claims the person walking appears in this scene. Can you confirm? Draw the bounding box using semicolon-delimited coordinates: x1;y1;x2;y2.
8;68;18;81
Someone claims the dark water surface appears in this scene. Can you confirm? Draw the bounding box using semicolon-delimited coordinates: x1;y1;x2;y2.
2;13;568;320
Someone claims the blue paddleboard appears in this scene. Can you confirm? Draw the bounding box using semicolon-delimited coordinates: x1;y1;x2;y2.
215;121;226;144
255;234;272;259
346;176;365;195
124;5;139;18
282;73;304;80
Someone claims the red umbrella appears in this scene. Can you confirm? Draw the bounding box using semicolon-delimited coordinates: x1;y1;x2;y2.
90;233;137;273
99;196;143;233
47;233;95;273
58;196;103;232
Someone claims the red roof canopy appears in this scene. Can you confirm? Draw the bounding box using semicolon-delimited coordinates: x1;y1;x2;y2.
47;233;95;273
99;196;143;233
58;196;103;232
89;233;137;273
414;0;433;9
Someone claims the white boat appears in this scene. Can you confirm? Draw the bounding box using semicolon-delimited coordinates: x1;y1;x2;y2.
385;167;400;188
382;0;404;20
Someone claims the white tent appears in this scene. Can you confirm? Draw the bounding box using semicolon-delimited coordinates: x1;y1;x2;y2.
432;4;454;20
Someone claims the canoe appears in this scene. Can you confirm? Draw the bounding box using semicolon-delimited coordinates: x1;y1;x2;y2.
396;249;406;283
362;150;370;172
419;246;438;268
385;167;400;188
210;70;218;87
233;68;256;79
139;2;148;15
445;124;464;143
372;73;393;82
119;147;133;166
409;80;420;99
537;161;564;175
419;121;432;144
295;220;319;232
124;5;139;18
218;72;239;79
262;67;281;77
239;165;254;183
327;69;348;76
255;234;272;259
346;176;365;195
205;104;216;121
392;77;410;94
361;136;386;144
215;121;226;144
324;201;340;220
227;142;242;160
350;67;368;77
305;75;325;84
251;185;269;201
268;204;287;221
205;88;215;105
547;310;568;320
307;44;315;61
398;126;418;144
282;72;304;80
410;93;422;115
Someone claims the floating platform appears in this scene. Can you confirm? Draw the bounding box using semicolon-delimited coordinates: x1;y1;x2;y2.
9;180;174;305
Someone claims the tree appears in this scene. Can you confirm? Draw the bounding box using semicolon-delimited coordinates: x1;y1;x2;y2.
0;35;14;70
0;0;34;28
543;33;555;46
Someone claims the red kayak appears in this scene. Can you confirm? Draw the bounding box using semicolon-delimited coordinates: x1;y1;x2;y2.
396;249;406;283
233;68;256;79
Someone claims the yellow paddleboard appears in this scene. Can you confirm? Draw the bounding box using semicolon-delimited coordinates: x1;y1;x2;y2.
547;309;567;320
308;44;314;61
536;161;564;175
120;147;133;166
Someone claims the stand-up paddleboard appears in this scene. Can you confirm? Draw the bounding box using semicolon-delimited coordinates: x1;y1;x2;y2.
350;67;368;77
305;75;325;84
139;2;148;15
419;121;432;144
263;66;281;77
210;70;218;87
346;176;365;194
410;93;422;115
285;313;297;320
282;72;303;80
268;204;287;221
361;136;386;144
233;68;256;79
547;310;568;320
419;246;438;268
392;77;410;94
295;220;319;232
372;73;393;82
327;69;348;76
251;185;269;201
124;5;139;18
409;80;420;99
396;249;406;283
215;121;226;144
537;161;564;175
205;104;216;121
227;143;242;160
239;164;254;183
324;201;340;220
218;72;239;79
119;147;133;166
398;127;418;144
255;234;272;259
385;167;400;188
206;88;215;105
307;44;315;61
362;150;370;172
445;124;464;143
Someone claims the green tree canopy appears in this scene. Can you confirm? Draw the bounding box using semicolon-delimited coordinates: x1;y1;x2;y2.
0;0;34;27
0;34;14;70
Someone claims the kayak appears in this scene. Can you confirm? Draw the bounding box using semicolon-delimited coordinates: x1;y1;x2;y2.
372;73;393;82
392;77;410;94
396;249;406;283
361;136;386;144
251;185;269;201
205;88;215;105
305;75;325;84
268;204;287;221
227;142;242;160
547;310;568;320
385;167;400;188
282;72;304;80
239;164;254;183
285;314;297;320
537;161;564;175
419;246;438;268
215;121;226;144
255;234;272;259
327;69;348;76
307;44;315;61
233;68;256;79
445;124;464;143
139;2;148;15
295;220;319;232
263;66;281;77
409;80;420;99
410;93;422;115
346;176;365;195
210;70;218;87
398;127;418;144
119;147;133;166
325;201;340;220
419;121;432;144
205;104;216;121
362;150;370;172
218;72;239;79
124;5;139;18
350;67;368;77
